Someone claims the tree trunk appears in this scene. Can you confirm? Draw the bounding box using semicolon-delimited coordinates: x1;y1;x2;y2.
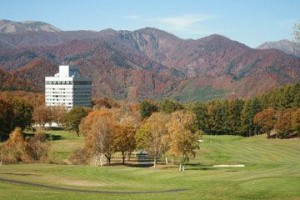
122;151;125;165
165;156;168;165
127;151;132;161
100;157;103;167
105;154;111;165
154;156;157;170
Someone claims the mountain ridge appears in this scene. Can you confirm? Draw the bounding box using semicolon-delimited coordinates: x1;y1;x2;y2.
258;39;300;57
0;20;300;101
0;19;61;33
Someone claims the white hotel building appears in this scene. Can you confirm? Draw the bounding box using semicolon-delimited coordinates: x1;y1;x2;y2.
45;65;92;109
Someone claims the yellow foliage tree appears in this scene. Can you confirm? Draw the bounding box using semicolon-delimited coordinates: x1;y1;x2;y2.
166;111;199;171
80;109;116;166
114;121;136;164
79;107;140;166
136;112;170;169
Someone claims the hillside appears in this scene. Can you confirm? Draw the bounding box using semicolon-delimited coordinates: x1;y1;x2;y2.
0;20;300;101
0;68;36;91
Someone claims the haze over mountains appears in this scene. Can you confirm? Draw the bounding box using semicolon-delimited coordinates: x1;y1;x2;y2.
0;19;299;101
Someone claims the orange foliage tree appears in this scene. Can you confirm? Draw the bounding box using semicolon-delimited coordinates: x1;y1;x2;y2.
80;109;115;166
291;108;300;137
275;110;293;138
254;108;277;138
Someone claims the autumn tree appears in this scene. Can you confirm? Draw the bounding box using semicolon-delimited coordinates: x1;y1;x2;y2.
80;109;116;166
110;104;140;164
64;107;90;136
50;106;67;126
32;105;52;128
291;109;300;137
254;108;277;138
136;112;170;169
166;111;199;171
275;110;293;138
93;98;120;109
114;121;136;164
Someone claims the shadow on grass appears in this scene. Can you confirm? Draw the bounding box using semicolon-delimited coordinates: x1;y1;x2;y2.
107;162;153;168
48;134;63;140
0;173;42;176
185;163;216;171
0;177;188;194
108;162;217;170
23;133;62;140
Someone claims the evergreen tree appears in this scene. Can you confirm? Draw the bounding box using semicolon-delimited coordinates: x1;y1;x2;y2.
226;99;244;135
193;102;208;132
139;100;158;119
240;98;262;136
159;99;183;114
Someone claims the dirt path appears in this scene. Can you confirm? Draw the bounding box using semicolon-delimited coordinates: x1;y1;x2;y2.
0;177;188;194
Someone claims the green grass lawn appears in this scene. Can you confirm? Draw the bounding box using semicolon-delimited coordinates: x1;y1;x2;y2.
48;130;84;161
0;131;299;200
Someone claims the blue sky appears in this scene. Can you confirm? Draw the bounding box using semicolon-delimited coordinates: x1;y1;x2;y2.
1;0;299;47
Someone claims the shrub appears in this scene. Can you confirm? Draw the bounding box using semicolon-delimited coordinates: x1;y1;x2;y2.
0;128;50;164
69;148;89;165
24;130;50;162
0;127;26;164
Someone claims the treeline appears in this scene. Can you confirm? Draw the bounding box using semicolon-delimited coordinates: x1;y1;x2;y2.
192;83;300;138
1;83;299;167
68;105;199;170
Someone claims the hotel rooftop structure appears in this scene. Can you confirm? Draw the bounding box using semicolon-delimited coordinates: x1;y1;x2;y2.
45;65;92;109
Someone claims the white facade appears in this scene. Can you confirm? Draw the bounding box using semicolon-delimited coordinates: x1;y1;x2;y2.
45;65;92;109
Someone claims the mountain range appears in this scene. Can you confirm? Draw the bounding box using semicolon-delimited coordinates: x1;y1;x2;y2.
258;39;300;57
0;20;300;101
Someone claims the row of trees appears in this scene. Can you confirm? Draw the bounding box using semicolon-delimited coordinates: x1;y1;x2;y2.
255;108;300;138
74;106;199;170
136;111;199;170
139;83;300;138
192;83;300;138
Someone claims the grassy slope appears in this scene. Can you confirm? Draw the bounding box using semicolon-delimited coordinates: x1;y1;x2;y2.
0;131;299;200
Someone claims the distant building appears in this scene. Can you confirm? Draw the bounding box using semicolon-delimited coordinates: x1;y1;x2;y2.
45;65;92;109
